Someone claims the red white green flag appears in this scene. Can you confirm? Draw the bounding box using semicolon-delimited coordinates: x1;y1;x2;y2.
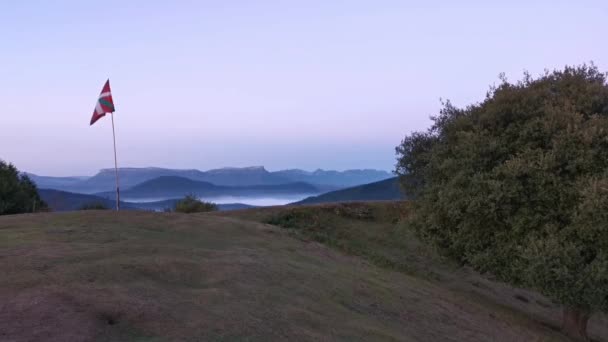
90;79;115;125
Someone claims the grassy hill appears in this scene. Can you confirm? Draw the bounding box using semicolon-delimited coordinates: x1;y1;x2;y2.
0;204;606;341
295;177;403;205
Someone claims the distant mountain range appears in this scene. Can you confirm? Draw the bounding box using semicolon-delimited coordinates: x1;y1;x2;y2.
39;176;406;212
39;189;138;211
272;169;393;187
27;166;392;194
23;174;88;189
39;189;253;212
294;177;404;205
97;176;320;200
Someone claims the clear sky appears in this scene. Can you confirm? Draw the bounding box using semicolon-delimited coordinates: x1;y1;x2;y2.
2;1;607;176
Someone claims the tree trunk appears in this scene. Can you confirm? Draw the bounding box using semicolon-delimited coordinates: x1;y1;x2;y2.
562;307;590;341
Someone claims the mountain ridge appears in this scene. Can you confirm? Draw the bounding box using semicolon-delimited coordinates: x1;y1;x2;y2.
98;176;320;200
39;189;253;212
28;166;392;194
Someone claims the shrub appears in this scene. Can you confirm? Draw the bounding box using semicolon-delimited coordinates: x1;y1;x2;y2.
174;194;217;213
79;202;109;210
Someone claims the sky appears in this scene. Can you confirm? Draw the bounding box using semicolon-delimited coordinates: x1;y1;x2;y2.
1;1;607;176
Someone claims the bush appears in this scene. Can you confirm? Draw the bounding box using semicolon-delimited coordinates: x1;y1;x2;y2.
174;195;217;213
79;202;109;210
395;64;608;339
0;160;47;215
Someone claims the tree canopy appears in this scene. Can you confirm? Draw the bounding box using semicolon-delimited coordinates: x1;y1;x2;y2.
396;65;608;340
0;160;47;215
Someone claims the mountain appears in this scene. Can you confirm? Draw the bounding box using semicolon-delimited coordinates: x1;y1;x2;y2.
294;177;404;205
273;169;393;187
205;166;292;186
71;167;210;193
39;189;136;211
25;173;89;189
83;166;294;191
28;166;392;194
98;176;320;200
39;189;254;212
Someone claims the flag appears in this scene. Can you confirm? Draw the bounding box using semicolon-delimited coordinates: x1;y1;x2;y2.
90;79;115;125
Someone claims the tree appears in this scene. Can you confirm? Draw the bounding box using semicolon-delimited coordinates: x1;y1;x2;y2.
396;65;608;340
0;160;47;215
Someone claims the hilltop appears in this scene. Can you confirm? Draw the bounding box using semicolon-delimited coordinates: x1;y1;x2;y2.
1;203;605;341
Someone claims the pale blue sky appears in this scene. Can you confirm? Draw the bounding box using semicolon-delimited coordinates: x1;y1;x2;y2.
1;1;607;176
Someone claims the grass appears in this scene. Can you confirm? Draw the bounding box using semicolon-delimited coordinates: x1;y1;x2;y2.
0;204;606;341
252;202;445;278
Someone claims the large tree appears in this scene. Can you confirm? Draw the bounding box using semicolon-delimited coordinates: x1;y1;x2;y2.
0;160;47;215
396;65;608;341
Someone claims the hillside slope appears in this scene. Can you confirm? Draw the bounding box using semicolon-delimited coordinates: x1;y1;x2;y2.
1;207;606;341
295;177;403;205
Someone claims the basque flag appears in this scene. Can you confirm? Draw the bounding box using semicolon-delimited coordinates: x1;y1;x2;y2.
90;80;115;125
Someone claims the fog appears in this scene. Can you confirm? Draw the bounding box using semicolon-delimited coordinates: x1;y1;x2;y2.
123;194;315;206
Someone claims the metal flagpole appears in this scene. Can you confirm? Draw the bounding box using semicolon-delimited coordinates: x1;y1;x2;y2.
110;113;120;211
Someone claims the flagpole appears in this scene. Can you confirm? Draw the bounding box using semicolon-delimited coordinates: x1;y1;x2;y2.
110;113;120;211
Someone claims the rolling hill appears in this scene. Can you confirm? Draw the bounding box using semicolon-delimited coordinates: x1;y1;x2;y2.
295;177;404;205
97;176;320;200
39;189;137;211
0;204;605;341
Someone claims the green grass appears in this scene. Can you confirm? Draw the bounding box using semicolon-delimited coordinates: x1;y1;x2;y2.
0;205;606;341
229;202;447;278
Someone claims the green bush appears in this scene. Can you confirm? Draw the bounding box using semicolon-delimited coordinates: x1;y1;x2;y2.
79;202;109;210
395;64;608;339
0;160;47;215
174;195;217;213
